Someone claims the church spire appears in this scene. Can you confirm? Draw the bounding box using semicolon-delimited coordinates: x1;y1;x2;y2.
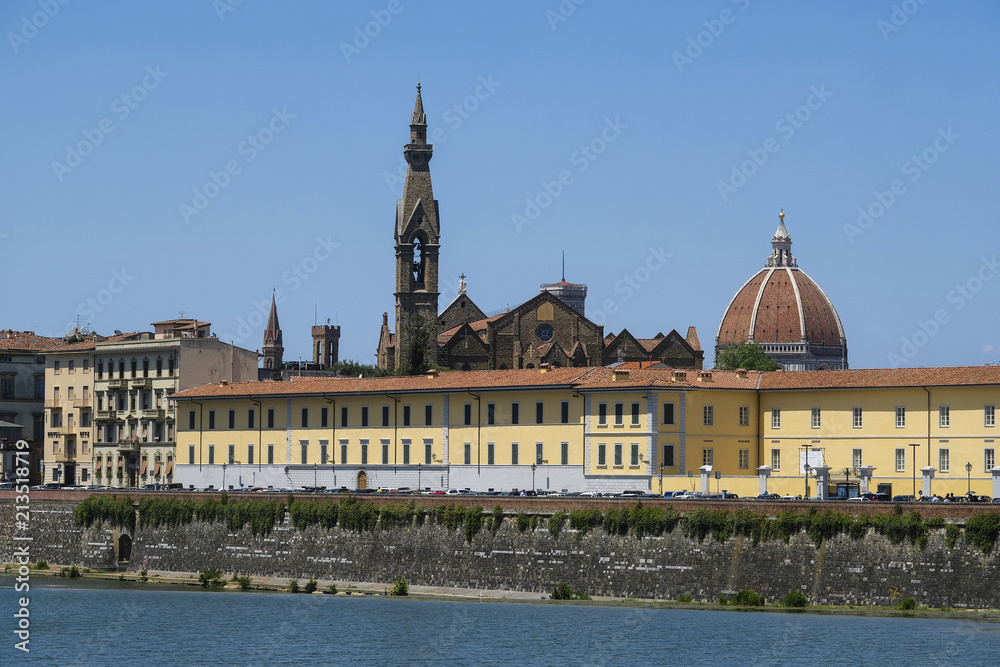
411;82;426;125
262;291;284;375
765;209;797;268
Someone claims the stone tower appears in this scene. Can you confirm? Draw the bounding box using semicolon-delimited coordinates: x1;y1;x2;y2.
394;83;440;371
311;321;341;368
262;292;283;376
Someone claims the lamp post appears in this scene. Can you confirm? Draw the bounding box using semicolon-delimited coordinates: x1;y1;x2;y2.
659;464;665;496
221;463;227;491
909;443;920;497
803;464;811;498
966;461;973;496
531;463;537;492
313;463;318;489
331;463;335;490
417;462;422;492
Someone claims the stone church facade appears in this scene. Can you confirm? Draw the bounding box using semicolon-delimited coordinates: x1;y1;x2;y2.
377;86;703;373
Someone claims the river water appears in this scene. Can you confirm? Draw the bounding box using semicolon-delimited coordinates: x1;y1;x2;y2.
3;577;999;665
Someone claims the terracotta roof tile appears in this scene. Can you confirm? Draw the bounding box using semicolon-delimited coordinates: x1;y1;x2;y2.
760;366;1000;390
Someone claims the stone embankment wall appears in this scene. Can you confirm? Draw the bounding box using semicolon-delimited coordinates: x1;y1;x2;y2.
3;496;1000;607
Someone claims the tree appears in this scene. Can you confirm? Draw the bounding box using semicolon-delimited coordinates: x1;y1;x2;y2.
332;359;390;378
714;342;779;372
398;314;432;376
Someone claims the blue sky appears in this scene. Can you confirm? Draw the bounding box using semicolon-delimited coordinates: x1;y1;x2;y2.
2;0;998;370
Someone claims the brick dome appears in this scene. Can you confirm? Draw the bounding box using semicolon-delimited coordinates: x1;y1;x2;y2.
716;212;847;370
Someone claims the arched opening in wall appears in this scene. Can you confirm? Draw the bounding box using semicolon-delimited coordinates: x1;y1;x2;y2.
118;534;132;563
412;236;426;289
526;363;535;369
817;363;830;370
499;364;508;370
461;363;471;371
357;470;367;490
266;359;272;369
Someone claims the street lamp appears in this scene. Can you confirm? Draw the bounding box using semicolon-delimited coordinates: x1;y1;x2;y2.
313;463;318;489
909;443;920;497
531;463;537;492
803;463;811;498
966;461;973;496
221;463;227;491
417;462;422;491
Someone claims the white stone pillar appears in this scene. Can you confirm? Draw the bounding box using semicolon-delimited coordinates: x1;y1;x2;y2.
757;465;772;495
990;467;1000;499
858;466;875;496
921;466;936;498
812;465;831;500
699;465;712;494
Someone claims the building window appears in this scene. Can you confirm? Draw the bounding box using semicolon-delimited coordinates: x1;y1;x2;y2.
852;407;863;429
301;407;308;428
464;443;471;465
248;409;255;429
487;403;495;425
402;440;410;465
631;402;640;426
771;409;781;430
561;442;568;465
853;448;863;470
986;448;995;472
155;358;162;377
382;440;389;465
188;410;196;430
228;444;235;465
188;445;195;464
895;448;905;473
208;445;215;465
771;449;780;471
228;410;235;429
598;403;607;426
168;357;174;376
663;444;675;467
614;443;623;467
267;408;275;429
561;401;569;424
939;406;950;428
597;443;606;467
320;441;328;464
986;405;996;428
301;441;308;465
811;408;821;429
141;359;148;377
402;405;410;426
939;448;950;473
382;405;390;427
340;440;348;465
361;440;368;465
535;442;544;465
130;360;137;378
614;403;624;426
511;403;519;425
361;406;369;428
97;361;104;379
208;410;216;429
739;406;749;427
536;402;544;425
425;405;432;426
53;360;60;373
465;403;473;426
703;405;714;426
702;448;714;467
511;442;518;465
341;406;349;427
248;444;254;465
663;402;675;426
487;442;495;465
321;407;328;428
424;440;433;465
630;443;639;467
739;448;749;469
263;444;272;464
68;360;75;373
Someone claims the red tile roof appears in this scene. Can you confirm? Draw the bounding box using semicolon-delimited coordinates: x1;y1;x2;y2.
760;366;1000;390
0;331;66;352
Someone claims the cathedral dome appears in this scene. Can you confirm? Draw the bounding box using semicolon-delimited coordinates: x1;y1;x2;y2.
716;211;847;370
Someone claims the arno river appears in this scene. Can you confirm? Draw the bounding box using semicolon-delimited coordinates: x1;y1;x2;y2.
3;577;999;665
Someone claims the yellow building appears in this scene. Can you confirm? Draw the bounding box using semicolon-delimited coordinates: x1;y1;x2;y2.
170;365;1000;497
43;341;98;486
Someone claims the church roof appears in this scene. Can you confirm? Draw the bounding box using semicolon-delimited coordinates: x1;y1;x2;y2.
717;212;845;348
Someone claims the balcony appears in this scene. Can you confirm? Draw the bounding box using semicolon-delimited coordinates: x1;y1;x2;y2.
107;379;126;389
44;398;61;408
132;378;152;390
96;410;113;420
118;441;140;452
139;408;165;420
71;397;91;408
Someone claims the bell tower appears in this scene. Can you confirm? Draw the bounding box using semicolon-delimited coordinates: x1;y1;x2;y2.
394;84;440;371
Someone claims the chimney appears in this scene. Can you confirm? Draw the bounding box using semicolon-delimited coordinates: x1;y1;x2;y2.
426;368;439;379
697;371;713;382
539;363;551;373
736;368;748;378
612;368;629;382
671;370;687;382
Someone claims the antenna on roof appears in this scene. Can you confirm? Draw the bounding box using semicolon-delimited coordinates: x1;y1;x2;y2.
314;303;317;326
562;250;565;281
